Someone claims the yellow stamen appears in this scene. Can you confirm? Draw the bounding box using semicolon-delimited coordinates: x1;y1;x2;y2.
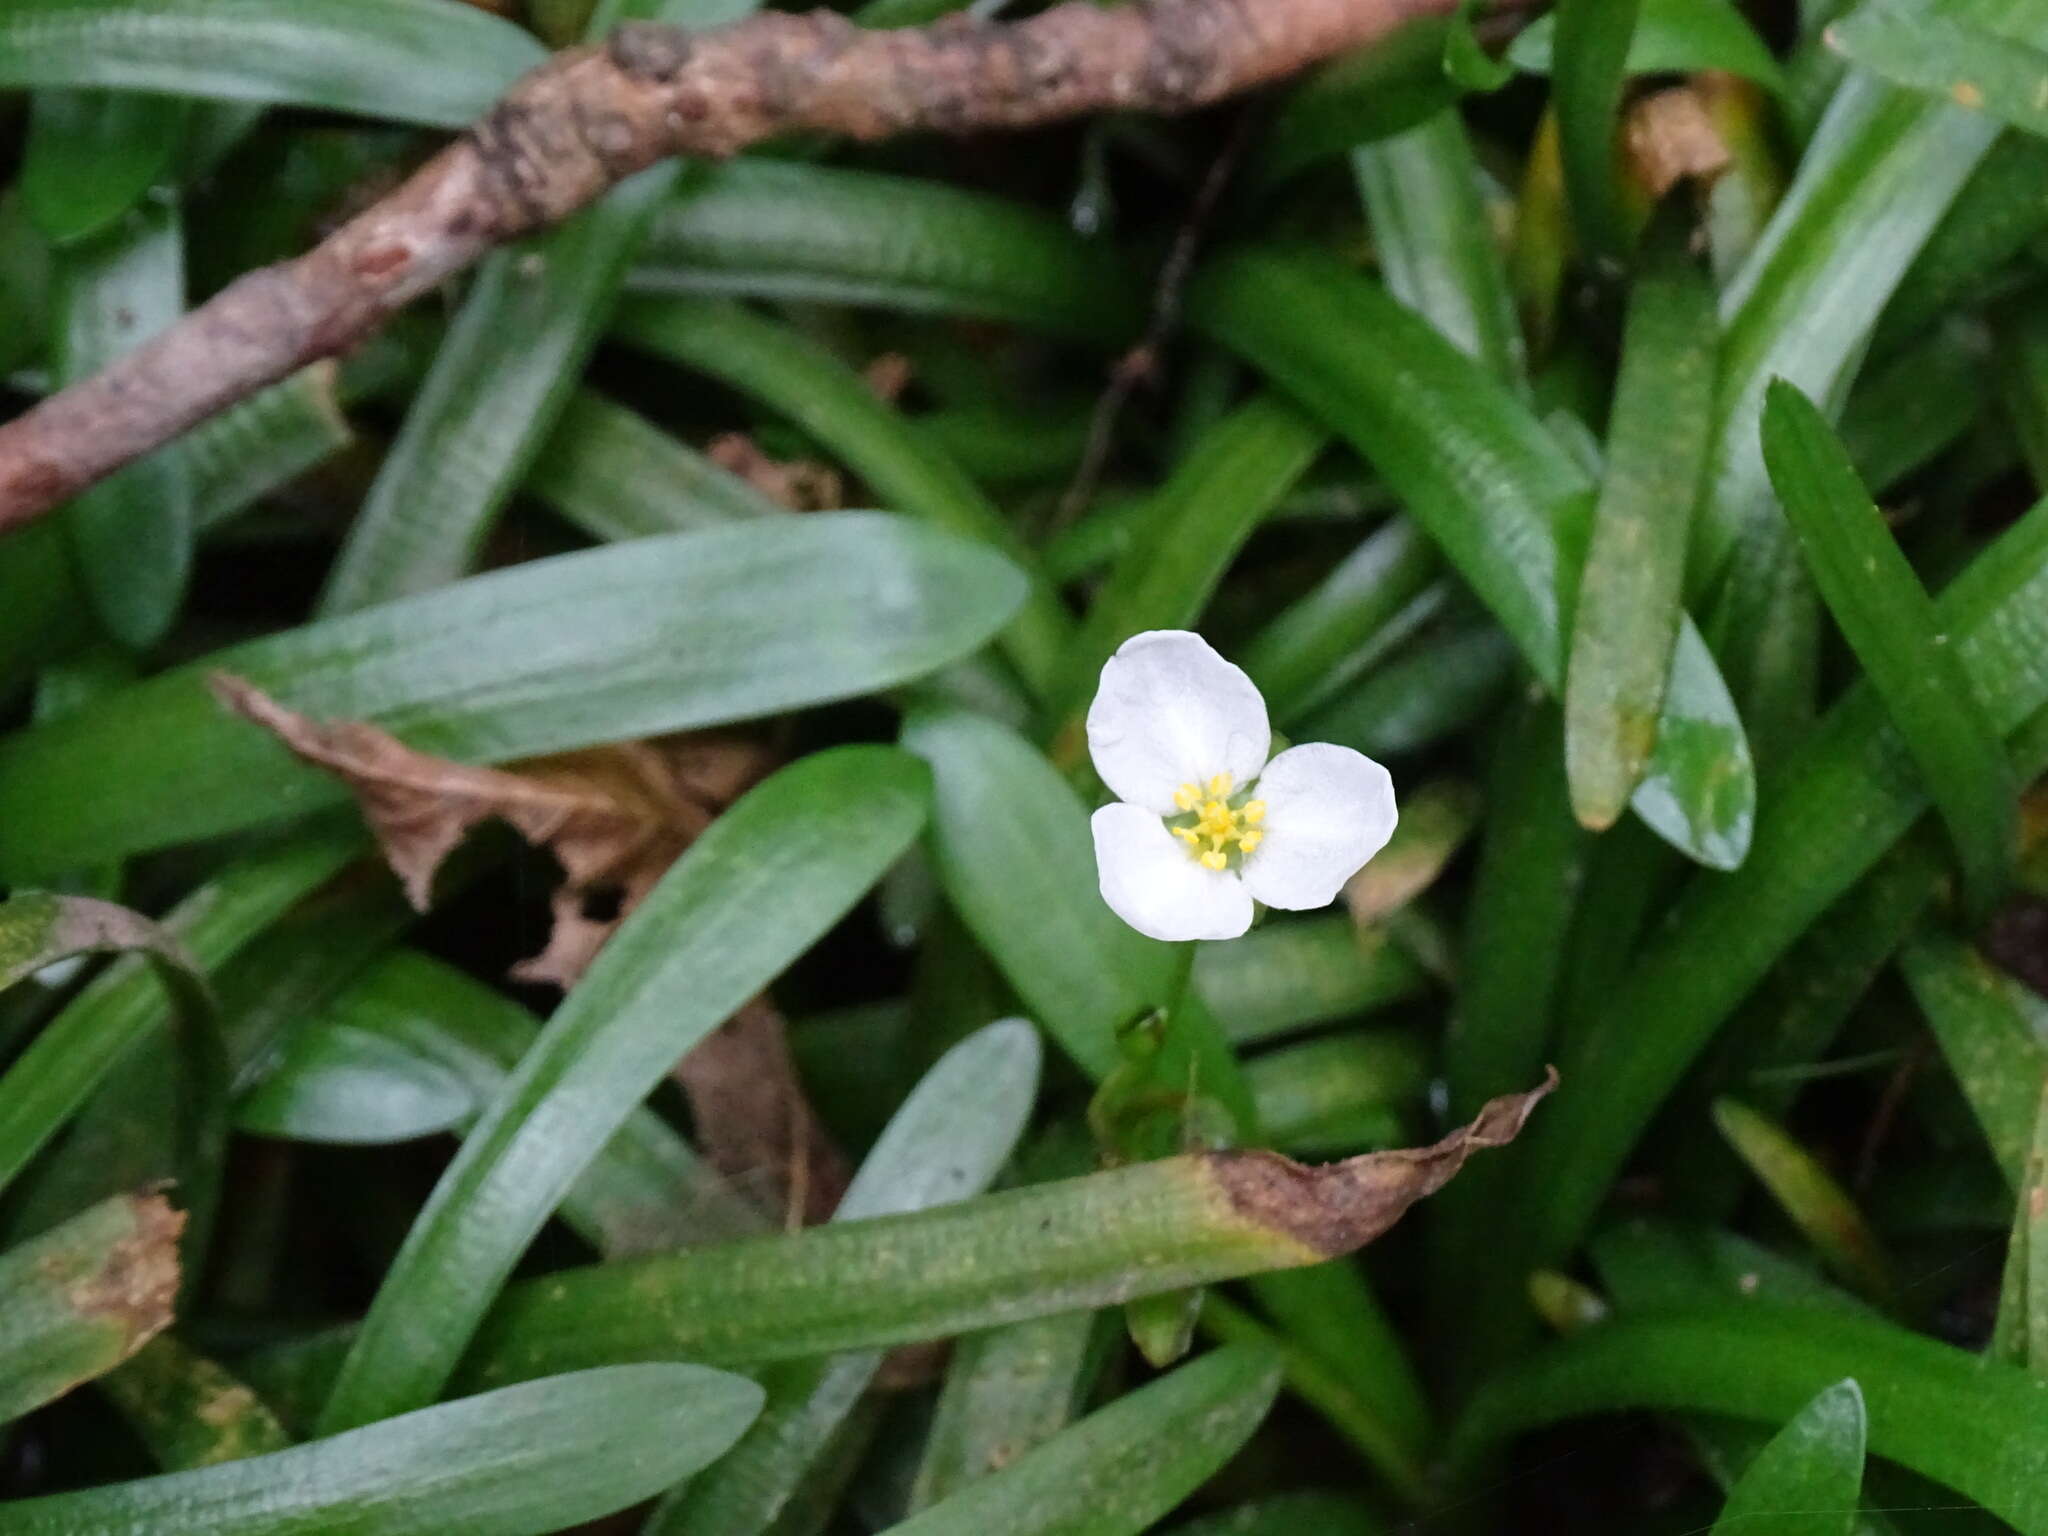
1238;830;1263;853
1200;849;1228;871
1166;771;1267;871
1172;827;1201;847
1208;772;1234;798
1242;800;1266;825
1173;784;1199;811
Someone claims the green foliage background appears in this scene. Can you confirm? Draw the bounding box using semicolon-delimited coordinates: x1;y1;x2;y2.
4;0;2048;1530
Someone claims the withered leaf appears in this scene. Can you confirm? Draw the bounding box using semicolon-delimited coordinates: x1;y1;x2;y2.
1210;1068;1559;1259
707;432;845;512
212;674;771;987
674;995;852;1228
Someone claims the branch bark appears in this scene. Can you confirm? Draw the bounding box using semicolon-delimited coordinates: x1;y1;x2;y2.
0;0;1455;534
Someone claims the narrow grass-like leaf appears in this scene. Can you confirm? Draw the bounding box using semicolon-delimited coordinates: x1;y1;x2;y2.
1899;937;2048;1189
1509;493;2048;1288
1838;318;1986;495
265;947;764;1255
1550;0;1640;260
1056;396;1325;725
1763;378;2016;920
525;388;782;543
1298;600;1516;760
99;1337;293;1470
0;891;195;997
5;1365;764;1536
1564;216;1716;829
0;831;357;1196
239;1082;1547;1415
1828;0;2048;139
1240;519;1441;725
887;1346;1280;1536
1710;1378;1867;1536
20;90;185;246
1190;247;1755;869
632;159;1140;343
54;197;192;647
645;1020;1040;1536
1246;1031;1426;1156
187;364;352;531
1712;1099;1901;1312
1253;19;1459;186
1449;1309;2048;1534
1992;1081;2048;1372
901;707;1251;1127
0;190;51;376
615;297;1069;698
234;1021;473;1144
1506;0;1783;91
0;515;1022;881
316;746;930;1432
1352;111;1524;384
1193;915;1429;1047
0;0;544;126
1876;135;2048;352
0;1192;181;1424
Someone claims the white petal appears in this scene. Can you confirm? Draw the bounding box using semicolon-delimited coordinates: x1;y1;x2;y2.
1085;630;1270;814
1091;802;1253;942
1241;743;1397;912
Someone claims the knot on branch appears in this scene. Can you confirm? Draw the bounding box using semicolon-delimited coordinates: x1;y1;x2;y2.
609;21;696;81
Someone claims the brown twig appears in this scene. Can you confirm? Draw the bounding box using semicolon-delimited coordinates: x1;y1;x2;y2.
0;0;1454;533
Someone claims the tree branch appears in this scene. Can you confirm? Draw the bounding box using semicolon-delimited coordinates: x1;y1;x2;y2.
0;0;1455;534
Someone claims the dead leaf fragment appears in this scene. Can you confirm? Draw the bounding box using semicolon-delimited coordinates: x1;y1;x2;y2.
674;996;851;1228
707;432;845;511
1624;85;1732;200
1209;1068;1558;1258
212;675;771;986
69;1193;184;1353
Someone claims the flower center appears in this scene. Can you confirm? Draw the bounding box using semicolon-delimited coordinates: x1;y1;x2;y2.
1168;773;1266;871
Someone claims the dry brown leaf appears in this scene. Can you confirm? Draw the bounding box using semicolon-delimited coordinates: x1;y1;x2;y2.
862;352;915;404
1624;84;1732;200
707;432;845;511
212;674;772;987
674;995;852;1228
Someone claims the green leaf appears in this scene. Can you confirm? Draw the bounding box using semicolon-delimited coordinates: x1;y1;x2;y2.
525;388;783;543
1507;0;1785;92
99;1337;292;1470
1450;1309;2048;1532
887;1346;1281;1536
0;515;1023;881
20;90;186;246
4;1364;764;1536
1297;597;1516;760
0;1192;181;1425
1991;1079;2048;1372
900;708;1252;1131
54;197;192;648
1762;378;2016;920
1254;19;1461;186
1509;491;2048;1288
1247;1030;1426;1157
1440;0;1512;92
1193;914;1430;1047
1168;1492;1386;1536
633;159;1140;343
1563;211;1717;828
1056;396;1325;720
1239;518;1442;726
0;832;357;1198
614;297;1069;699
1899;936;2048;1189
1712;1099;1901;1312
187;364;353;532
0;891;195;997
1190;247;1755;869
644;1019;1041;1536
1876;135;2048;352
233;1020;473;1144
265;947;765;1256
1550;0;1641;259
0;0;545;127
1711;1379;1867;1536
1353;110;1525;385
1828;0;2048;139
315;746;930;1432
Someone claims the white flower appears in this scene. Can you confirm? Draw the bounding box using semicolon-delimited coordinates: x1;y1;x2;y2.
1086;630;1397;943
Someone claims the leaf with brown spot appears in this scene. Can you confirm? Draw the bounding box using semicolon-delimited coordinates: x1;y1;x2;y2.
0;1192;184;1423
212;674;773;986
1624;84;1733;200
0;890;202;996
